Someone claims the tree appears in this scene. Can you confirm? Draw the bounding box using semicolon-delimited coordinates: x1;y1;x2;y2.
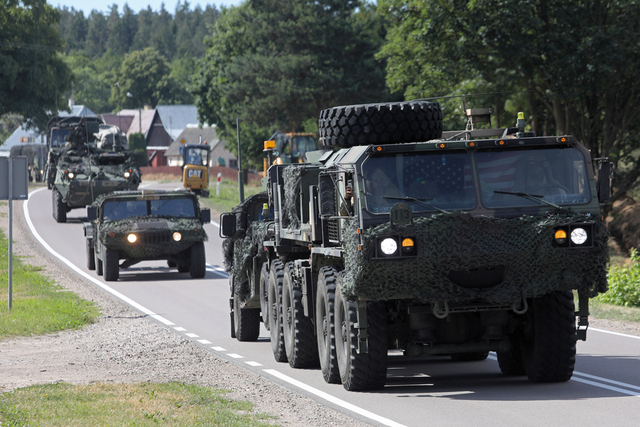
192;0;391;169
0;0;73;130
110;47;185;108
377;0;640;204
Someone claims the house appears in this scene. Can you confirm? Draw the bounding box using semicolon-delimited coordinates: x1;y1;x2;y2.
165;125;237;168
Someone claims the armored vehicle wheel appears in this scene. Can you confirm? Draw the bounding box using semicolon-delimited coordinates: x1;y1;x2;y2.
282;262;319;369
259;263;270;331
233;289;261;342
521;290;576;382
268;259;287;362
103;249;120;281
450;352;489;361
96;254;103;276
334;287;387;391
497;334;526;375
318;101;443;147
316;267;341;384
189;242;206;278
52;188;67;223
86;239;95;271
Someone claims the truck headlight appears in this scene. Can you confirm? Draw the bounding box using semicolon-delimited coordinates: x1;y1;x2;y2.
124;171;131;178
571;228;588;245
127;234;137;243
380;238;398;255
173;232;182;242
67;172;75;179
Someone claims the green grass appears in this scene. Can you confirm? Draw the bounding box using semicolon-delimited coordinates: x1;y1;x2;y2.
0;229;100;340
0;382;275;426
201;179;264;215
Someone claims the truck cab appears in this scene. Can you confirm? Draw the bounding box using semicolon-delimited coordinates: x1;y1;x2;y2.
181;143;211;196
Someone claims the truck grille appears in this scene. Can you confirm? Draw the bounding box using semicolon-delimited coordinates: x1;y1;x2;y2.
139;231;171;244
327;219;339;242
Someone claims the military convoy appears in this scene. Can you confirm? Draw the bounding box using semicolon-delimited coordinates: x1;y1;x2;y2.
44;116;142;223
220;100;611;391
84;190;210;281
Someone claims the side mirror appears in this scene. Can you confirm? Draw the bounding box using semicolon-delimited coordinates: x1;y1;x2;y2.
200;208;211;224
87;206;98;221
597;160;613;205
219;213;236;238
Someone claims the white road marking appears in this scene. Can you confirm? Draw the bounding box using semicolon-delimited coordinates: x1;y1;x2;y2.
211;346;226;352
573;371;640;393
590;327;640;340
198;339;212;344
245;361;263;367
227;353;244;359
174;327;186;331
264;369;407;427
185;333;199;338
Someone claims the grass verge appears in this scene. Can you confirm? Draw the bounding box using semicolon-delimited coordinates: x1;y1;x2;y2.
0;382;275;426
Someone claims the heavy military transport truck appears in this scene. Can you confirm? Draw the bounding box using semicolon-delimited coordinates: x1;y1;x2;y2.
220;101;611;391
44;116;142;223
84;190;210;281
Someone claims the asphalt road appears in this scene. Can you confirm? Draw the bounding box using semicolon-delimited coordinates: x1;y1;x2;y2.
24;183;640;427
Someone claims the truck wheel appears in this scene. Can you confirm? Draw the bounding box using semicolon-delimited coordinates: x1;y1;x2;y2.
497;335;526;375
86;239;95;270
282;262;319;369
52;188;67;223
521;290;576;382
96;253;103;276
268;259;287;362
316;267;341;384
260;263;270;331
318;101;443;147
334;287;388;391
103;249;119;281
233;289;260;341
189;242;206;278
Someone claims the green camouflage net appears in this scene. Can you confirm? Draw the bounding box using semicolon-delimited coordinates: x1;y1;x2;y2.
341;211;609;304
98;216;207;259
282;165;303;229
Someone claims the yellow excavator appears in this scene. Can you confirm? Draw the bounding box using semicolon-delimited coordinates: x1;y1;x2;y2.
181;143;211;196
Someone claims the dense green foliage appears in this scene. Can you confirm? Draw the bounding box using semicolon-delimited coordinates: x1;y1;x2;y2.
377;0;640;204
192;0;394;169
0;0;73;131
599;249;640;308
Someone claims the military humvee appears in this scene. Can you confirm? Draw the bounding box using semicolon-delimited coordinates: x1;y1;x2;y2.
85;190;210;281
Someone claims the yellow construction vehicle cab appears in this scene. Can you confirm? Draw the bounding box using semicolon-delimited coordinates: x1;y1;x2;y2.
271;132;317;164
181;143;211;196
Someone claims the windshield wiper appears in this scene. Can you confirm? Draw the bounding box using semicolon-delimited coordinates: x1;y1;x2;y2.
493;191;564;210
383;196;450;214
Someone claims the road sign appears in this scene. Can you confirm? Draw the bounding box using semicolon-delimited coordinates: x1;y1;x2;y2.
0;156;28;200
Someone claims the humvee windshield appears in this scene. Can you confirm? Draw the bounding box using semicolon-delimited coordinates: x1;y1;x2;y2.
103;197;196;221
362;145;590;213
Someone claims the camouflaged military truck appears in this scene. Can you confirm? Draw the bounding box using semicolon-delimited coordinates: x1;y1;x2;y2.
45;116;142;223
220;100;611;391
85;190;210;281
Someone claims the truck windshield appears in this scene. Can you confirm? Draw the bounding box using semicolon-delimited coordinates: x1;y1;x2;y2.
362;152;476;213
50;128;71;148
476;146;590;208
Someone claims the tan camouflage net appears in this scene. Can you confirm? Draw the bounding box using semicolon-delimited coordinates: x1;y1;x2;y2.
99;216;207;259
341;211;608;304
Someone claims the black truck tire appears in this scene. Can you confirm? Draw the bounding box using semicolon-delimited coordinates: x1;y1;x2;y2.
282;262;319;369
268;259;287;362
103;249;119;281
318;101;443;147
233;290;260;342
521;290;576;382
52;188;67;223
260;263;270;331
316;267;341;384
86;239;95;271
189;242;206;278
96;253;103;276
334;287;388;391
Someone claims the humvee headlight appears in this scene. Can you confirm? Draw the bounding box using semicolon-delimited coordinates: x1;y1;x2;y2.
127;234;137;243
554;229;567;244
124;171;131;178
380;238;398;255
571;228;588;245
173;232;182;242
67;172;75;179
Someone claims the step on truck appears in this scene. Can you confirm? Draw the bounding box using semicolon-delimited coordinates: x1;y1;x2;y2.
220;101;611;391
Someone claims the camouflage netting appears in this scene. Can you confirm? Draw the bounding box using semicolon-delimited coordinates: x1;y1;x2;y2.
342;211;609;304
282;165;303;229
98;216;207;259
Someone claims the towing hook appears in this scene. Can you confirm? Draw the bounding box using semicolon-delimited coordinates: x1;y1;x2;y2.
433;300;449;319
511;296;528;315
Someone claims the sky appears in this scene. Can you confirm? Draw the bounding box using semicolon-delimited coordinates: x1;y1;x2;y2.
52;0;243;15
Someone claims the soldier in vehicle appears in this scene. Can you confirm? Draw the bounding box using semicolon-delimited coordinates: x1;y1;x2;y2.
512;152;567;196
364;166;402;212
104;203;127;221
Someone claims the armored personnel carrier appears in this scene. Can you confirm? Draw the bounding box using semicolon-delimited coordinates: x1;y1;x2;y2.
220;100;611;391
84;190;210;281
45;116;142;223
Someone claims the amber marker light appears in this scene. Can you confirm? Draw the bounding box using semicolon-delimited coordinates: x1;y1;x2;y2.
108;232;116;237
402;238;415;251
438;143;447;149
555;229;567;244
376;146;383;152
498;140;506;146
264;140;275;150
